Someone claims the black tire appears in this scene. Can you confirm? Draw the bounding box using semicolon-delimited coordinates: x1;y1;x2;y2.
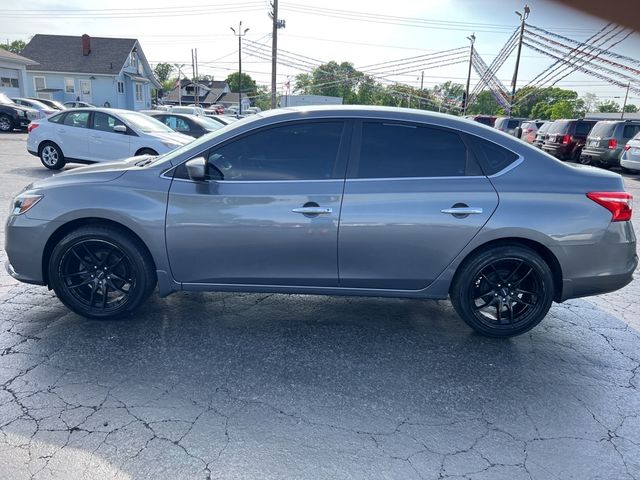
39;142;66;170
0;114;14;132
48;226;156;319
136;148;158;156
450;245;554;338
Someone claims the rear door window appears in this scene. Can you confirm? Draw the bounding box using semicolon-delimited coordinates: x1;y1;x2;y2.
353;122;474;178
63;111;90;128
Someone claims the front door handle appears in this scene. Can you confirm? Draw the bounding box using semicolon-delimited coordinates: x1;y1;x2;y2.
441;207;483;215
292;207;332;215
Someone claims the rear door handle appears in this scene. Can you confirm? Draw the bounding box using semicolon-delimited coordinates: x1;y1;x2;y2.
292;207;332;215
441;207;483;215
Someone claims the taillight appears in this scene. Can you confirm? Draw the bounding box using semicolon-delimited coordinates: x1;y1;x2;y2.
624;145;631;151
587;192;633;222
27;123;39;133
562;134;571;144
608;139;618;149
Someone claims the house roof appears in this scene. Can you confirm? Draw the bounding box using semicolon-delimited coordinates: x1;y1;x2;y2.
22;34;136;75
0;48;38;66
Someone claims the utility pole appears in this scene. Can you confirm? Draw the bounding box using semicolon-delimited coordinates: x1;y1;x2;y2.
230;21;249;115
173;63;185;106
269;1;286;109
463;33;475;116
621;82;630;119
510;4;530;117
420;71;424;91
194;48;200;107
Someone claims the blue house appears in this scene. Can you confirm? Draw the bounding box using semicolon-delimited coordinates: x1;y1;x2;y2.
21;34;160;110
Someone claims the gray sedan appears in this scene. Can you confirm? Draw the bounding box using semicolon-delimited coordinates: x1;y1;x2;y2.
5;106;637;337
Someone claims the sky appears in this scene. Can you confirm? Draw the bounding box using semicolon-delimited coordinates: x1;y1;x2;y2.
3;0;640;105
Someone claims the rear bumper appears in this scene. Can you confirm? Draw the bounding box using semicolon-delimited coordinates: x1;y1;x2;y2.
580;148;621;165
620;157;640;172
559;221;637;301
542;143;572;159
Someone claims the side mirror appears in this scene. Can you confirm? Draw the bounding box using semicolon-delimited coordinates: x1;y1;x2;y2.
514;126;523;138
185;157;207;181
113;125;127;134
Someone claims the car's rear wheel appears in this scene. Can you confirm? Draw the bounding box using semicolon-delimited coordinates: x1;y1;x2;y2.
48;226;156;319
0;114;14;132
39;142;66;170
450;245;554;338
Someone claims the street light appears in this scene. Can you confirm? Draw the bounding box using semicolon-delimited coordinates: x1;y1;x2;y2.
230;21;250;116
510;4;530;116
463;33;475;116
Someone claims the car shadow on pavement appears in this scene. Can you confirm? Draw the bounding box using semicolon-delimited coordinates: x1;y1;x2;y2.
0;287;639;479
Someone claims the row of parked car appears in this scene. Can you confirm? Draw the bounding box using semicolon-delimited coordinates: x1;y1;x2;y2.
468;114;640;174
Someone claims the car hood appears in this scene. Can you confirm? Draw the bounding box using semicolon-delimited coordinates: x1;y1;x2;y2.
145;131;193;144
27;156;149;190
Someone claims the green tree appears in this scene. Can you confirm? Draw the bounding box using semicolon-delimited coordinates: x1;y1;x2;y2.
466;90;501;115
624;104;638;113
226;72;257;94
251;85;273;110
153;63;174;83
294;61;369;104
597;100;621;113
550;100;575;120
0;40;26;54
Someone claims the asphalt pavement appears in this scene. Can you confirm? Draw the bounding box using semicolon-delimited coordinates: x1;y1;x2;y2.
1;132;639;480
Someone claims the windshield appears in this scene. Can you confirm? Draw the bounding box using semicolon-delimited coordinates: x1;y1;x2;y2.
197;117;226;131
589;122;616;138
119;112;175;133
154;114;264;166
0;93;15;105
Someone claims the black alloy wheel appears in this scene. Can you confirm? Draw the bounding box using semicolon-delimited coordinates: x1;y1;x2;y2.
49;226;156;319
451;246;554;338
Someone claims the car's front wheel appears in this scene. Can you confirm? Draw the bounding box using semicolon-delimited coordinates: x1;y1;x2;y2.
450;245;554;338
48;226;156;319
39;142;66;170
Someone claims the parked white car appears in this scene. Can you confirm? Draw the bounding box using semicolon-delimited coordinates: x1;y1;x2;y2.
11;97;58;119
171;106;205;116
27;108;192;170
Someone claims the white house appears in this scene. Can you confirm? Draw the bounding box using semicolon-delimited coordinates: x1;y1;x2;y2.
0;48;38;97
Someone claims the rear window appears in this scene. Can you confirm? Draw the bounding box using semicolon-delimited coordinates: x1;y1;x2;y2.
507;119;520;129
537;122;552;134
589;122;616;138
575;122;595;136
465;135;519;176
548;120;571;134
623;124;640;139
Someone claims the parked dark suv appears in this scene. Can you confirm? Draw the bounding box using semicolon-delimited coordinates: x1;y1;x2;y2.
580;120;640;167
0;93;37;132
542;119;597;161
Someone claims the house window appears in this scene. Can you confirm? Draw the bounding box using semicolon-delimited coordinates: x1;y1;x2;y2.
0;77;12;88
135;83;143;102
34;76;46;92
64;77;75;93
130;51;138;69
117;81;125;94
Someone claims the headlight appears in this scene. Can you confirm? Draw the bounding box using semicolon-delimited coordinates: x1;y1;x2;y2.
161;141;181;149
12;193;43;215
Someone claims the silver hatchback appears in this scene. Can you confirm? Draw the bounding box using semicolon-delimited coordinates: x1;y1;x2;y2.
5;106;637;337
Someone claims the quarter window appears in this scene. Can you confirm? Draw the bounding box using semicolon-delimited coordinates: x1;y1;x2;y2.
63;111;90;128
623;124;640;139
204;121;345;181
575;122;595;135
354;122;470;178
465;135;519;175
